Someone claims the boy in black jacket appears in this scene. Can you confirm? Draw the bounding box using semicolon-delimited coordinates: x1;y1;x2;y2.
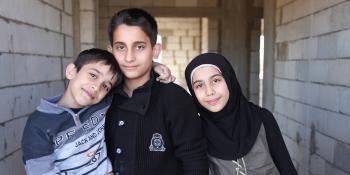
105;8;208;175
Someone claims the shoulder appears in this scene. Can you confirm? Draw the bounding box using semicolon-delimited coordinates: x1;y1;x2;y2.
154;82;192;99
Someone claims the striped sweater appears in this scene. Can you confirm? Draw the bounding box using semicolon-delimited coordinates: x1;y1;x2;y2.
22;95;112;175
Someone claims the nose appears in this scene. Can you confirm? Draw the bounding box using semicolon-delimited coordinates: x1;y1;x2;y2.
125;49;136;63
205;83;215;96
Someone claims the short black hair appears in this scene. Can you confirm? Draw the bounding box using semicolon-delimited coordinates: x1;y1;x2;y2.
108;8;158;46
74;48;122;82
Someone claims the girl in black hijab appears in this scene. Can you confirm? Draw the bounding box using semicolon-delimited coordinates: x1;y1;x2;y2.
185;53;297;175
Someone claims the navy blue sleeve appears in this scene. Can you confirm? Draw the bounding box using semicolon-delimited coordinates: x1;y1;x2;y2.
260;109;298;175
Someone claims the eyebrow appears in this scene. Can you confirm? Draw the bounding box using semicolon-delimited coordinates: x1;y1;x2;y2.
90;68;101;75
192;73;223;86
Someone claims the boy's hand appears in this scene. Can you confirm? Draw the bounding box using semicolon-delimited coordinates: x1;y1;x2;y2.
153;62;176;83
105;172;114;175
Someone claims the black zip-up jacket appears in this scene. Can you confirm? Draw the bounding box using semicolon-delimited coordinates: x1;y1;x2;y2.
105;72;208;175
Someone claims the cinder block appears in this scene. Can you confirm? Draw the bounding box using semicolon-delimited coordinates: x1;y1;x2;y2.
174;50;187;58
325;162;349;175
80;0;95;10
167;36;180;43
315;132;335;163
64;0;72;14
276;0;294;8
153;0;175;7
130;0;153;7
62;12;73;36
333;142;350;173
181;43;194;50
328;59;350;86
197;0;218;7
173;29;187;36
317;33;337;59
281;0;310;24
249;73;259;94
187;50;200;60
337;29;350;58
294;102;309;125
276;8;281;26
3;149;26;175
181;37;194;44
0;126;4;158
331;1;350;32
10;23;64;56
310;154;326;175
43;0;63;10
307;83;340;112
4;117;27;155
308;60;328;83
0;19;11;52
81;43;95;51
166;43;180;50
80;11;96;43
311;9;332;36
0;54;15;87
175;0;197;7
340;88;350;116
325;111;350;144
174;57;188;65
65;36;74;57
313;0;347;15
188;29;200;36
107;0;130;6
1;0;61;32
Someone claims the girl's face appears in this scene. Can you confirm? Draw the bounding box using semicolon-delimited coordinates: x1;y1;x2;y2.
191;66;230;112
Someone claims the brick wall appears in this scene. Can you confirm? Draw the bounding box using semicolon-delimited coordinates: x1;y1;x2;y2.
0;0;73;174
275;0;350;174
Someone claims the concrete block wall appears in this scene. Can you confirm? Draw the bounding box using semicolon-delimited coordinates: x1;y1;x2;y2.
79;0;97;51
157;17;202;88
0;0;73;174
275;0;350;174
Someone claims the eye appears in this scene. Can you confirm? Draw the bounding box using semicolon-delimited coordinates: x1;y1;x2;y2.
89;73;97;79
193;83;203;90
136;44;145;50
102;84;110;92
115;45;125;51
213;78;221;83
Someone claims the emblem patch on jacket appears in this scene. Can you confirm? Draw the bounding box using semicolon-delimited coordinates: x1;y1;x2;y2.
149;133;166;152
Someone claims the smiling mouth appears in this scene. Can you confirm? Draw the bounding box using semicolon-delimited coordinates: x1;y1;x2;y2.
206;97;220;105
123;65;138;70
82;88;95;100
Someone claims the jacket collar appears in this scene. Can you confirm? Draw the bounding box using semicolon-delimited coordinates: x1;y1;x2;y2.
114;71;156;116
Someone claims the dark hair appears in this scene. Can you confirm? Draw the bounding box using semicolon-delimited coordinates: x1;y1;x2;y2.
108;8;158;46
74;48;122;83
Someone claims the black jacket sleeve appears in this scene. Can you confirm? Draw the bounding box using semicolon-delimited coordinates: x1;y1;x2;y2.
261;109;298;175
162;84;209;175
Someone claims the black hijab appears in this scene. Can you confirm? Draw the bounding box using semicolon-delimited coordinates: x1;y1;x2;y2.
185;53;262;160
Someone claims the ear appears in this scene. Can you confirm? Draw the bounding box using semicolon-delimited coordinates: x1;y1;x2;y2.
152;44;162;60
65;63;77;80
107;44;113;53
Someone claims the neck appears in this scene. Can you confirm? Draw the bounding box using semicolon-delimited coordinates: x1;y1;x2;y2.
58;90;80;109
123;73;151;97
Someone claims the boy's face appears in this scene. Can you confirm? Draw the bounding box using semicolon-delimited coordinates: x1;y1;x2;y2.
66;62;117;108
108;24;161;83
